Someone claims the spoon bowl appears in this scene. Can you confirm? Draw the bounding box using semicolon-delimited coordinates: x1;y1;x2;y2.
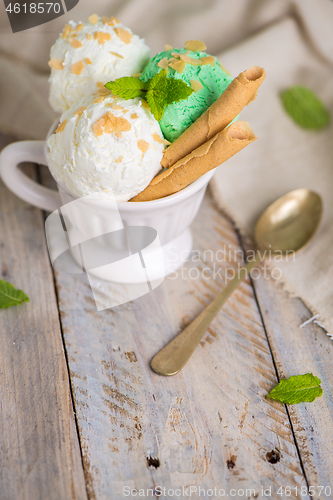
255;188;323;254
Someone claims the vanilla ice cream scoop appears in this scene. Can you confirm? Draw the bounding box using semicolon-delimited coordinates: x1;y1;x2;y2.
48;15;150;114
47;93;164;201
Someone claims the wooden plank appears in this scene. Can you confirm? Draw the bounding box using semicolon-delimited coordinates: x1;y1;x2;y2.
0;135;88;500
253;275;333;497
53;191;309;499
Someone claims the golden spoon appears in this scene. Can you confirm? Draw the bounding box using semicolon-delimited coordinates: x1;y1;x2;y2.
151;188;323;376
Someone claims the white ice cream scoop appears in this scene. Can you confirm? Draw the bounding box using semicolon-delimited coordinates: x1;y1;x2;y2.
47;93;164;201
48;15;151;113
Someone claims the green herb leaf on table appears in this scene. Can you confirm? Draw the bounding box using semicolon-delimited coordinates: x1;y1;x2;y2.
267;373;323;404
105;69;193;121
280;86;330;130
0;279;29;309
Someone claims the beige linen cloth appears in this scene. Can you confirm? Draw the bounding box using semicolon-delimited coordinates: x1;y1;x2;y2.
0;0;332;331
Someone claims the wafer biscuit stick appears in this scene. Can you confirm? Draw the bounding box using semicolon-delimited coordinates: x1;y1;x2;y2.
161;66;265;169
131;121;256;202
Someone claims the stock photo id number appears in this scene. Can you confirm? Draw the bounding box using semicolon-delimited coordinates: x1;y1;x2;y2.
3;0;79;31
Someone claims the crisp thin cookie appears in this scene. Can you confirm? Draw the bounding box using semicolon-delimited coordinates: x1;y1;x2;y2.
190;80;203;92
48;58;63;70
102;16;119;26
169;59;186;73
88;14;99;24
55;120;67;133
110;51;124;59
111;104;124;110
69;38;83;49
114;27;133;44
138;139;149;153
153;133;163;143
185;40;207;51
92;116;106;137
92;112;131;137
62;24;72;39
71;61;84;75
157;57;169;70
141;100;150;111
180;54;200;65
98;89;111;96
93;96;105;103
94;32;112;45
97;81;111;94
107;113;131;137
200;56;215;66
74;106;86;116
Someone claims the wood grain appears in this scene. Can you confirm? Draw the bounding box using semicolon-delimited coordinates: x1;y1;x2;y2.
253;275;333;497
53;191;309;499
0;135;87;500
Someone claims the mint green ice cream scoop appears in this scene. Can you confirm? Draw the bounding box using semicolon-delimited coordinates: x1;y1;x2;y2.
140;48;233;142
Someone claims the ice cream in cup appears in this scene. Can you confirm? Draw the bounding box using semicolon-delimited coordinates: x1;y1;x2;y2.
48;15;151;114
0;20;265;284
140;45;233;142
0;115;215;283
47;93;164;201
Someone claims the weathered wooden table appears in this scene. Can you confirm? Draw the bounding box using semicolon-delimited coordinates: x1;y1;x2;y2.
1;133;333;500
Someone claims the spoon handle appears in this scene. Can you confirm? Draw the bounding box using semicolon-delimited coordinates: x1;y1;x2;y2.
151;256;259;376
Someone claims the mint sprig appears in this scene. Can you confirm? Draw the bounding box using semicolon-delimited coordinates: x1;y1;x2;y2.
280;86;330;130
267;373;323;404
0;279;29;309
105;70;193;121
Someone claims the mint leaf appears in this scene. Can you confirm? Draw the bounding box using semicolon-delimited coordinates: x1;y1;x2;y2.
148;69;168;91
146;90;165;121
267;373;323;404
280;86;330;130
145;70;168;120
0;280;29;309
105;77;148;99
105;69;194;121
165;77;194;104
146;69;193;120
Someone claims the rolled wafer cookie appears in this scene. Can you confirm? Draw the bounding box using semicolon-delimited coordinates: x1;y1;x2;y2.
130;121;256;202
161;66;265;169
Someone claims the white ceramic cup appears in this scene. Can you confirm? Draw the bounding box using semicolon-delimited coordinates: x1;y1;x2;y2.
0;124;215;283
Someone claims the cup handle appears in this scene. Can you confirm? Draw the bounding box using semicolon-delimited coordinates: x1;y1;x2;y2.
0;140;61;212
